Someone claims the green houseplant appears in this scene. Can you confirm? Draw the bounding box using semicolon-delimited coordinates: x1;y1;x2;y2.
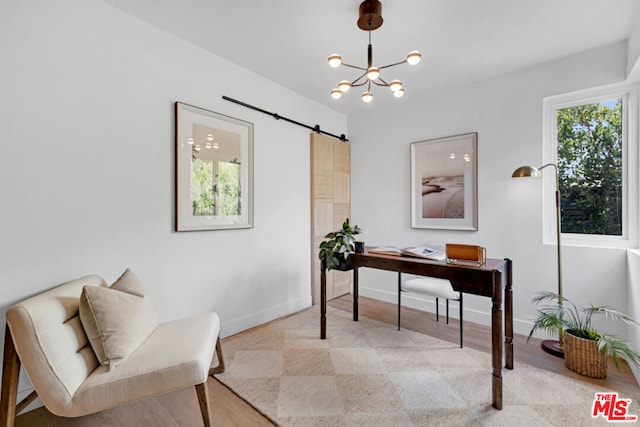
528;291;640;378
318;219;362;270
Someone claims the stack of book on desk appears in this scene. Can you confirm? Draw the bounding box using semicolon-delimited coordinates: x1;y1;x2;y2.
369;246;446;261
369;243;487;266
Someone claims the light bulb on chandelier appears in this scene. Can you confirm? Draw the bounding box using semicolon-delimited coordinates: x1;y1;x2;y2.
338;80;351;92
366;67;380;80
389;80;403;92
407;51;422;65
328;0;421;103
328;54;342;68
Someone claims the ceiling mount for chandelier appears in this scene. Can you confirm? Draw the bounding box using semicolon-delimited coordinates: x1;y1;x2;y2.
328;0;421;103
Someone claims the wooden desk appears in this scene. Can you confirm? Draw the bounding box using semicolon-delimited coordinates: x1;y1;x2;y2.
320;249;513;410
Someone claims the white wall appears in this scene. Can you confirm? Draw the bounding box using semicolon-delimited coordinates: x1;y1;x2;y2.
0;0;346;399
627;250;640;380
2;0;638;408
627;18;640;80
349;41;632;339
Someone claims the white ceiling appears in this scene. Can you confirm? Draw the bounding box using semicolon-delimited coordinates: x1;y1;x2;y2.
101;0;640;116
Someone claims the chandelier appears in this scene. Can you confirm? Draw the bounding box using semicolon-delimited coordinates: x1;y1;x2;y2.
328;0;421;103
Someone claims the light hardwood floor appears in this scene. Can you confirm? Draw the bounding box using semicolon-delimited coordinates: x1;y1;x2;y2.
15;294;639;426
15;379;276;427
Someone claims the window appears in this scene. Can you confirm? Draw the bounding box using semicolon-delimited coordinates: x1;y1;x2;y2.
543;83;638;248
558;99;623;235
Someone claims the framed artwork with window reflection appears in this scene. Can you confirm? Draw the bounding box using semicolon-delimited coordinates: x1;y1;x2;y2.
175;102;253;231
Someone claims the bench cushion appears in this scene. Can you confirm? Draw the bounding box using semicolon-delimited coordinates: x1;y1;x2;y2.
70;312;219;416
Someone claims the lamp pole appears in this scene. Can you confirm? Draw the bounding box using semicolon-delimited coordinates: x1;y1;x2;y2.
512;163;564;357
539;163;564;356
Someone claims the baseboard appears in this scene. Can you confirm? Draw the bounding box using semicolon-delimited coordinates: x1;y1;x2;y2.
220;295;312;337
358;285;534;337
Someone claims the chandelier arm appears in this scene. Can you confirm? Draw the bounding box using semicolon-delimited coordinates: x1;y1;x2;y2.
349;73;368;86
341;63;367;71
378;60;408;70
371;77;390;87
350;81;369;88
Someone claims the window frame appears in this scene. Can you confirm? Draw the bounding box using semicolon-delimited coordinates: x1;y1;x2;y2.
542;82;638;248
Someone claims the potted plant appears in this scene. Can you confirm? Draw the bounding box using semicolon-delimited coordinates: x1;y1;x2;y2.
318;219;362;270
528;291;640;378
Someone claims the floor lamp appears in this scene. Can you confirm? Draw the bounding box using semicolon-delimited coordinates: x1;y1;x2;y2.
512;163;564;358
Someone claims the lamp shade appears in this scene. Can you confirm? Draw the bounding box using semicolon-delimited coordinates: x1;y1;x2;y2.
393;87;405;98
338;80;351;92
407;51;422;65
328;54;342;68
511;165;541;178
389;80;402;92
366;67;380;80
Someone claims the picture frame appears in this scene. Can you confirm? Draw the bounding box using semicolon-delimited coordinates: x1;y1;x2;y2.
175;102;254;231
410;132;478;230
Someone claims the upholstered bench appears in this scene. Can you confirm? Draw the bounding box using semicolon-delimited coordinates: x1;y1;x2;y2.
0;271;224;427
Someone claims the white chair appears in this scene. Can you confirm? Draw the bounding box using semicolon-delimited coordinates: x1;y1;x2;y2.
397;273;463;347
0;274;225;427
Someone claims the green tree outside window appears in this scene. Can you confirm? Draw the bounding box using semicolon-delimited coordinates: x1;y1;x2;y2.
217;161;241;216
557;99;623;235
190;158;240;216
191;158;214;216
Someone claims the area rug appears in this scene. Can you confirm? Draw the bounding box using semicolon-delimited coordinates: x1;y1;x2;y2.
216;306;638;426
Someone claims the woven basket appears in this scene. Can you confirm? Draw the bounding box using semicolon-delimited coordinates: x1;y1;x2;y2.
563;331;607;379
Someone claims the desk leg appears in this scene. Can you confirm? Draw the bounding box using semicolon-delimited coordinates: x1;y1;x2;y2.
321;262;327;340
398;272;401;331
353;268;359;321
491;274;503;410
505;259;514;370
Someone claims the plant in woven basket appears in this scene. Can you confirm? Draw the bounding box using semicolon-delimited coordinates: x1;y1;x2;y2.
528;291;640;376
318;219;362;270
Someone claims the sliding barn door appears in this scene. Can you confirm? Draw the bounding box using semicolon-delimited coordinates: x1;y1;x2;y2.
310;133;351;304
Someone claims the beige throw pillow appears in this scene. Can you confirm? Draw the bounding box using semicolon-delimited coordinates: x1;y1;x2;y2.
79;268;158;369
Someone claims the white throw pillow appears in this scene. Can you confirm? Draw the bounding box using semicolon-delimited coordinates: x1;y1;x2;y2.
79;268;158;369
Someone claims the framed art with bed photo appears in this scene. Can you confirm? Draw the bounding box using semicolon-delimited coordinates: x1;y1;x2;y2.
410;132;478;230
